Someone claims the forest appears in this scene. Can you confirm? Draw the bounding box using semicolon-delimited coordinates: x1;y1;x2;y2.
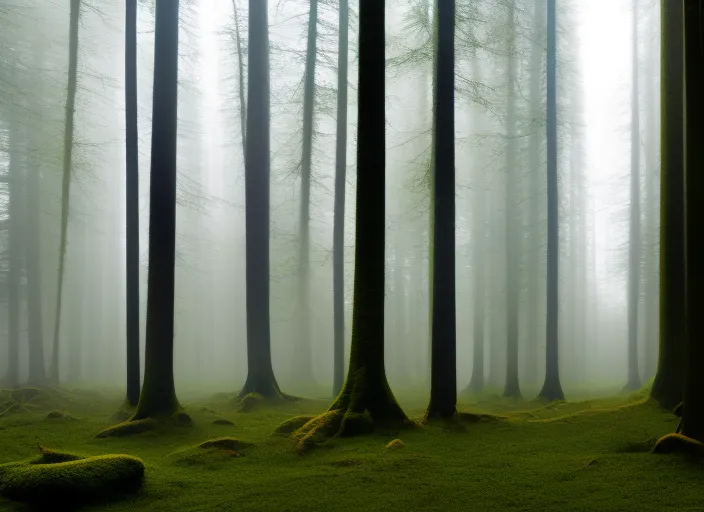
0;0;702;510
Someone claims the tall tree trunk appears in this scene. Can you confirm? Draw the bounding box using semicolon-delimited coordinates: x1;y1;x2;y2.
525;0;545;391
239;0;287;399
327;0;408;428
231;0;247;158
681;0;704;442
624;0;642;391
50;0;81;384
133;0;181;420
294;0;318;382
651;0;684;410
426;0;456;419
332;0;349;397
3;117;20;387
538;0;564;401
125;0;141;407
503;0;522;400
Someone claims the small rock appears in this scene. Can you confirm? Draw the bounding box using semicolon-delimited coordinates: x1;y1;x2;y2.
385;439;405;450
212;419;235;426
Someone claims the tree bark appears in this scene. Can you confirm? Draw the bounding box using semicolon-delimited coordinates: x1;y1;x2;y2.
239;0;287;400
538;0;564;401
133;0;181;420
681;0;704;442
651;0;684;410
426;0;456;419
332;0;349;397
125;0;141;407
50;0;81;384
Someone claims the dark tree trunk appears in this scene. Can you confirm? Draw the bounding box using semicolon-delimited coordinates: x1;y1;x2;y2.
332;0;349;397
651;0;684;411
538;0;564;401
125;0;141;408
133;0;181;420
239;0;287;399
624;0;642;392
681;0;704;442
50;0;81;384
426;0;456;420
327;0;409;427
503;0;522;400
294;0;318;381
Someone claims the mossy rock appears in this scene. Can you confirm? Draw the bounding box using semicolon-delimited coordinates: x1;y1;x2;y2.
274;415;315;435
198;437;253;451
0;448;145;506
46;410;76;420
653;433;704;458
385;439;405;450
96;418;158;438
212;418;235;426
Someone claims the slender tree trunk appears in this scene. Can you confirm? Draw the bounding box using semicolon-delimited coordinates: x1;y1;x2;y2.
651;0;684;410
426;0;456;419
294;0;318;382
503;0;522;400
4;117;20;387
50;0;81;384
525;0;545;390
332;0;349;397
538;0;564;401
231;0;247;158
624;0;642;391
125;0;141;407
239;0;287;399
681;0;704;442
133;0;181;420
328;0;409;427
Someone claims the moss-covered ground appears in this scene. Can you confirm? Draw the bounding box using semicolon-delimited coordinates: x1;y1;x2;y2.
0;385;702;511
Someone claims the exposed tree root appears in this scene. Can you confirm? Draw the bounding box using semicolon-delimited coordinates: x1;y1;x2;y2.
652;433;704;459
96;410;192;438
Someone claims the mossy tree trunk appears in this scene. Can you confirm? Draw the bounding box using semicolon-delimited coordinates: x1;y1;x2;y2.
681;0;704;442
624;0;642;392
125;0;141;408
332;0;349;398
50;0;81;385
651;0;684;411
503;0;522;400
133;0;181;421
239;0;287;400
327;0;409;428
294;0;318;382
538;0;564;402
426;0;456;420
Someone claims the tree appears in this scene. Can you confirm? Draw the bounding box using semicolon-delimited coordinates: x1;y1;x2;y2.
650;0;684;411
503;0;522;400
623;0;642;392
132;0;182;421
293;0;319;382
238;0;288;400
332;0;349;397
288;0;411;444
426;0;456;420
125;0;141;408
680;0;704;442
538;0;564;401
49;0;81;384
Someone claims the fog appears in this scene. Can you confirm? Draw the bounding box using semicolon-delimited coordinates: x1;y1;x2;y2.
0;0;660;401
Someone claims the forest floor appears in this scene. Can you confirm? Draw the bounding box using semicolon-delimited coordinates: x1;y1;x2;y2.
0;384;701;511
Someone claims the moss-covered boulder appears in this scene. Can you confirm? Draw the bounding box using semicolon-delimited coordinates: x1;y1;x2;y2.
385;439;405;450
0;448;145;506
168;437;254;468
212;418;235;426
46;410;76;420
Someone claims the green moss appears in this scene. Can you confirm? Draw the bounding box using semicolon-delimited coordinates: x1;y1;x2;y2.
46;410;76;420
197;437;253;451
274;415;315;434
212;418;235;426
0;450;144;506
385;439;405;450
96;418;158;438
653;433;704;458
